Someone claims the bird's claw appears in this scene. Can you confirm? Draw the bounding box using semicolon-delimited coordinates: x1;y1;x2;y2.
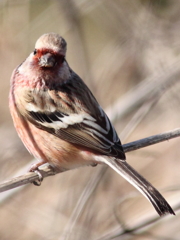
33;170;43;186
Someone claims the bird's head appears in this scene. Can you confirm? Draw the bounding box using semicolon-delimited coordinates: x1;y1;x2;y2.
16;33;70;88
32;32;67;68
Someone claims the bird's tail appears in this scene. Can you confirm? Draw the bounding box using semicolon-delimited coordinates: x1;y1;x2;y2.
103;158;175;216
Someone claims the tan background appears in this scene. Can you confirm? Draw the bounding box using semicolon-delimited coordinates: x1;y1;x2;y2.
0;1;180;239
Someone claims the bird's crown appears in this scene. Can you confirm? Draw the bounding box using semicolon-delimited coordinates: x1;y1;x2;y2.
35;32;67;56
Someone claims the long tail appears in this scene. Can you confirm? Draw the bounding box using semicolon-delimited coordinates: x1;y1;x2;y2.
103;158;175;216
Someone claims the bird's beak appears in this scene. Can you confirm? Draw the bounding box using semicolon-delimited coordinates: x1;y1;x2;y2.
39;53;56;67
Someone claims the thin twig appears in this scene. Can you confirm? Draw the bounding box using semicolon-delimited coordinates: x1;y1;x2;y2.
123;128;180;153
119;96;160;140
95;205;180;240
0;128;180;193
106;60;180;122
0;164;56;193
61;166;108;240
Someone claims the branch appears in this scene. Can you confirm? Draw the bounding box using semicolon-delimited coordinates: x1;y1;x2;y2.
106;60;180;122
0;128;180;193
123;128;180;153
95;206;180;240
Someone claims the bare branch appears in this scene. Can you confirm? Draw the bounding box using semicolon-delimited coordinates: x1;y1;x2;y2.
123;128;180;153
95;209;179;240
0;128;180;193
106;61;180;122
0;164;55;193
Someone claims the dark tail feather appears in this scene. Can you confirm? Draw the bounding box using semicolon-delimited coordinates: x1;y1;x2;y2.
104;158;175;216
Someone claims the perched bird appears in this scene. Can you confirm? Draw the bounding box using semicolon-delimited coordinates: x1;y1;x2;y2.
9;32;174;216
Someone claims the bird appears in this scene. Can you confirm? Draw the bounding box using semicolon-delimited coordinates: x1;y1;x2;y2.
9;32;174;216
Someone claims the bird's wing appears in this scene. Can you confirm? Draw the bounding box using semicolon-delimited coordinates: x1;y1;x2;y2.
22;74;125;160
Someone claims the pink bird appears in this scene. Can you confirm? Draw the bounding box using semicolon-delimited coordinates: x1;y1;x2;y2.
9;32;174;216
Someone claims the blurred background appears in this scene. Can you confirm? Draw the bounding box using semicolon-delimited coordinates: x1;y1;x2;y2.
1;0;180;239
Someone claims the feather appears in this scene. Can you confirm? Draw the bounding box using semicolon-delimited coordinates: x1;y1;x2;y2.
98;156;175;216
22;75;125;160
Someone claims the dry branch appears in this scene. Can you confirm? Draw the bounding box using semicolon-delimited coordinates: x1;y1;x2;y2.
95;207;180;240
123;128;180;153
106;60;180;122
0;128;180;193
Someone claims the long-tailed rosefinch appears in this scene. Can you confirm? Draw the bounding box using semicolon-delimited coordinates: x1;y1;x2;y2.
9;32;174;216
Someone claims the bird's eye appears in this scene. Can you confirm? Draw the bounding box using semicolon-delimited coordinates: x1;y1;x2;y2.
33;49;37;55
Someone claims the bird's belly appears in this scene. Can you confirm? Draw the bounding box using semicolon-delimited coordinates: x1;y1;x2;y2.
12;114;95;170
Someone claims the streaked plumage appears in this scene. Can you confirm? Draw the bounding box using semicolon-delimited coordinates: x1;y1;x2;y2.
9;32;174;216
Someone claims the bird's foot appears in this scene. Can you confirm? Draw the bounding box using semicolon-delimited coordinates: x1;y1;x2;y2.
29;161;47;186
33;170;43;186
